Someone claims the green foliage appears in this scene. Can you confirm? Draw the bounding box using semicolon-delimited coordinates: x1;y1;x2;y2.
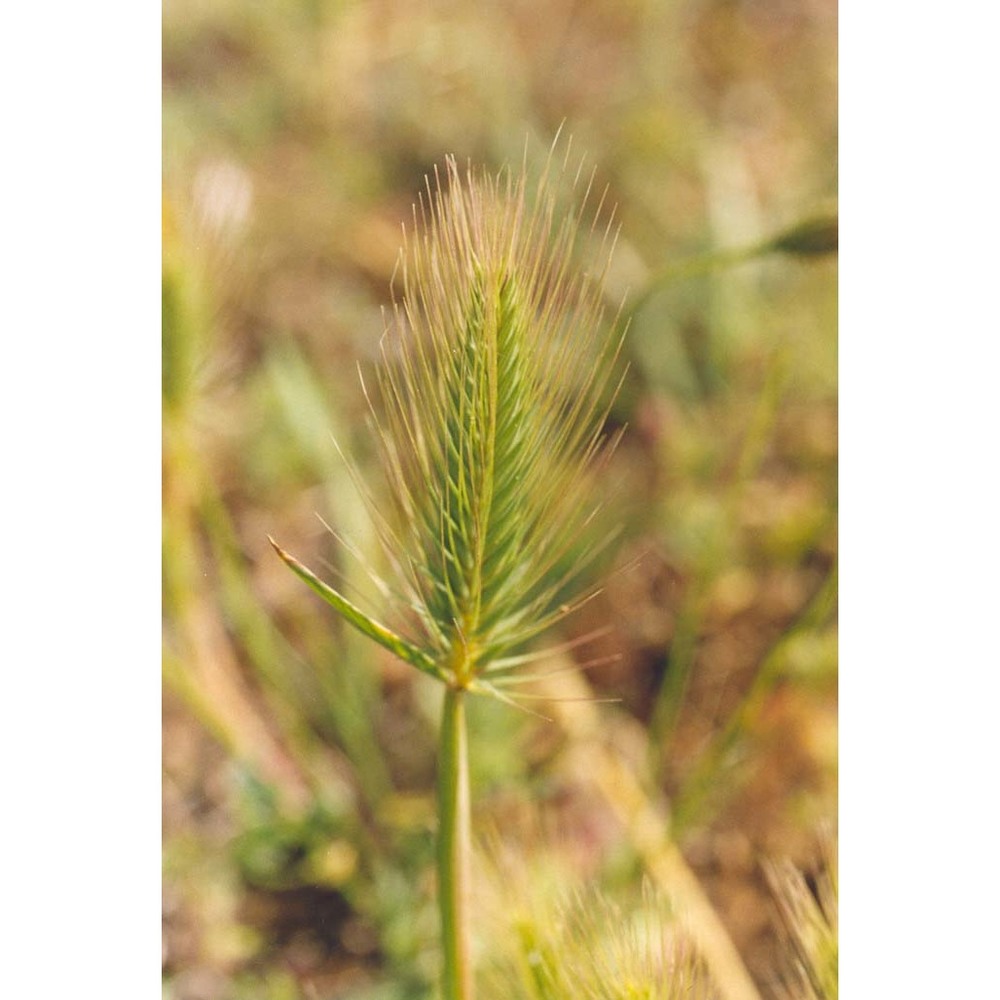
230;772;355;891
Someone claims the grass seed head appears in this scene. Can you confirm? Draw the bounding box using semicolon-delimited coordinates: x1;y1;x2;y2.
370;149;624;687
765;832;838;1000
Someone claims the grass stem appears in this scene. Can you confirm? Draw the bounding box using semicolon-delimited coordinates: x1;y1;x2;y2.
439;686;474;1000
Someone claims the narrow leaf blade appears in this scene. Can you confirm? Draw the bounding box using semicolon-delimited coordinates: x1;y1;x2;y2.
268;536;446;682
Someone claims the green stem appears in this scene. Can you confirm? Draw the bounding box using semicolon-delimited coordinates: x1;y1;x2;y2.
626;211;838;323
626;244;759;321
438;686;474;1000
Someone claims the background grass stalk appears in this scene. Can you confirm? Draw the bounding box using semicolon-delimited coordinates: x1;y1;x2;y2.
626;211;838;322
438;685;474;1000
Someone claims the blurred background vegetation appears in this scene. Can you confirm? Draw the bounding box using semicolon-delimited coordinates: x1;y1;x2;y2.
162;1;836;997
